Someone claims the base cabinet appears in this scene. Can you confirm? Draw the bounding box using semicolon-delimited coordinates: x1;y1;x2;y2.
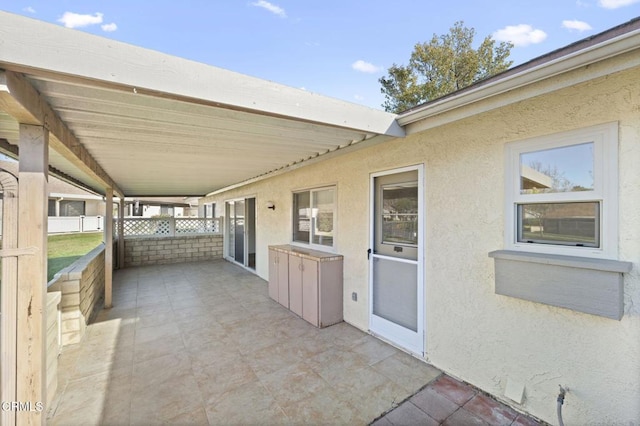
268;248;289;308
269;245;343;328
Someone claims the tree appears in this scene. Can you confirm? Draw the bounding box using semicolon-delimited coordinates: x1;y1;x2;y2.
379;21;513;113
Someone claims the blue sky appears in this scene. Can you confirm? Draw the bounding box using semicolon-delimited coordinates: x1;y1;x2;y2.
1;1;639;110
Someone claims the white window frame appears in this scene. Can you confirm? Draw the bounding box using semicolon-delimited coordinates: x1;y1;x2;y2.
504;122;618;259
291;185;337;251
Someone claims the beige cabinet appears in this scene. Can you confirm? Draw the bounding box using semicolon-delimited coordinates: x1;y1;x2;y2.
269;245;343;328
268;248;289;308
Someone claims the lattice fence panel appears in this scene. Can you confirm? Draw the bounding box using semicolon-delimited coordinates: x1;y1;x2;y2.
123;219;170;237
175;218;219;235
117;218;220;238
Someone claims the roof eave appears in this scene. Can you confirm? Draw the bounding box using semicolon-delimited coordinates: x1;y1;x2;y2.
397;23;640;128
0;11;403;138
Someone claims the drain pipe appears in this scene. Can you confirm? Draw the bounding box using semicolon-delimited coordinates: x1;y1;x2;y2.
557;385;567;426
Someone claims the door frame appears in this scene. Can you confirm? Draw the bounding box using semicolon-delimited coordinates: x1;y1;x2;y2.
224;196;257;272
368;164;425;356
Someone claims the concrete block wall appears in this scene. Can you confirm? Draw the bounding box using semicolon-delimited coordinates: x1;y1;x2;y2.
123;234;223;267
47;244;105;346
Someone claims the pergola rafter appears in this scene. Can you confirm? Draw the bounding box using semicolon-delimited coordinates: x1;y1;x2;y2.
0;70;124;197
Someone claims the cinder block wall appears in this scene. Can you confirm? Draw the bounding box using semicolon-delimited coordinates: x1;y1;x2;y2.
123;234;223;267
47;244;105;346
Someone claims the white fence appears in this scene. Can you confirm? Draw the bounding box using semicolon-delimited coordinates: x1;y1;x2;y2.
48;216;104;234
118;217;220;238
1;215;106;235
0;216;219;237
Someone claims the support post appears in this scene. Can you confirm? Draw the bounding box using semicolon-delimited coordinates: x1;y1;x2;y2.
16;124;48;425
1;171;19;426
118;197;125;269
104;188;113;308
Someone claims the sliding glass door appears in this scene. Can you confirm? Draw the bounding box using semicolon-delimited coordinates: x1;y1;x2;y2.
225;198;256;270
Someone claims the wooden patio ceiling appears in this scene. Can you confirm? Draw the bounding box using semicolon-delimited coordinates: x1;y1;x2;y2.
0;11;403;197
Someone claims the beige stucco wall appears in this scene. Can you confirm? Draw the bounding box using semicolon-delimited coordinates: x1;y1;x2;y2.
201;66;640;424
84;200;104;216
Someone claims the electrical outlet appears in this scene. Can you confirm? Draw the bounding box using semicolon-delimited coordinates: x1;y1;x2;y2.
352;292;357;301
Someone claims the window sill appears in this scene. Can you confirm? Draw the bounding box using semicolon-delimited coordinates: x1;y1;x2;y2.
488;250;632;320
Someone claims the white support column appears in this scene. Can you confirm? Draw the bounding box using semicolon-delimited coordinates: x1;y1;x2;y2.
118;197;125;269
104;188;113;308
16;124;48;425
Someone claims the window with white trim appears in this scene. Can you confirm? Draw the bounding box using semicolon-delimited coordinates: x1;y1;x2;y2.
60;200;86;216
505;123;618;259
292;186;335;248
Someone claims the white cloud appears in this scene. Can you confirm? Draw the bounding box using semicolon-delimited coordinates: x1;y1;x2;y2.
598;0;640;8
58;12;103;29
352;60;382;73
101;23;118;32
23;6;36;13
576;0;590;6
493;24;547;47
251;1;287;18
562;20;593;31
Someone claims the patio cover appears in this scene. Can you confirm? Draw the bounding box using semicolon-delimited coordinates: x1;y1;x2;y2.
0;11;404;198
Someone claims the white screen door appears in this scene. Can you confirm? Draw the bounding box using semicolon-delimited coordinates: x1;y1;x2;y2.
369;165;424;355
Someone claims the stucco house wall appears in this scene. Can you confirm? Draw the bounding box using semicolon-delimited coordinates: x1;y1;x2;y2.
201;64;639;423
83;200;104;216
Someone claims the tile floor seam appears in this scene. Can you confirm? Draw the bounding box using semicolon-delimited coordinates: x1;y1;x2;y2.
409;400;441;424
440;405;464;425
253;375;293;423
183;362;209;426
123;355;135;426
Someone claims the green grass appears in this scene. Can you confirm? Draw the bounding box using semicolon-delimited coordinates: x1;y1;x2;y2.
48;232;103;282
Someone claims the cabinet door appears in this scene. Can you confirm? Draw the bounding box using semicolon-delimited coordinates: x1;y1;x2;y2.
268;250;279;302
302;258;319;326
277;252;289;308
318;259;343;327
288;255;303;316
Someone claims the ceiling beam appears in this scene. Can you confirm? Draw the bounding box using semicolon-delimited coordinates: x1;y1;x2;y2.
0;70;124;197
0;138;103;195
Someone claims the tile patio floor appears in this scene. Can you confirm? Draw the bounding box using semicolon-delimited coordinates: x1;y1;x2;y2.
47;260;543;425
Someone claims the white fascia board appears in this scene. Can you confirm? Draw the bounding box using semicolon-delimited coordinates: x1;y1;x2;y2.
397;28;640;129
0;12;403;138
49;193;103;201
